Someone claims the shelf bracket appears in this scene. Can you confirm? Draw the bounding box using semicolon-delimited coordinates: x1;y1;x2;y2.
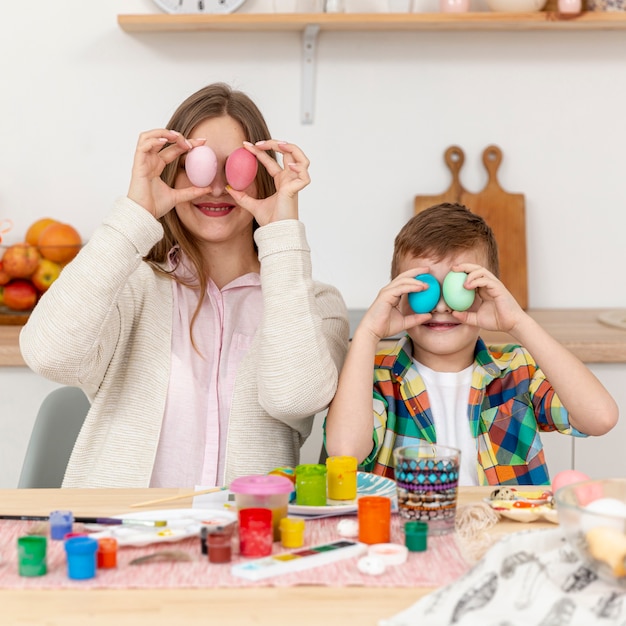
301;24;320;125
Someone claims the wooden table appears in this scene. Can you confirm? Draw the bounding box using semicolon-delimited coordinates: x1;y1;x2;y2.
0;487;555;626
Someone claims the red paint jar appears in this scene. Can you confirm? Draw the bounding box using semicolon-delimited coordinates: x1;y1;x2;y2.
207;525;234;564
238;508;273;557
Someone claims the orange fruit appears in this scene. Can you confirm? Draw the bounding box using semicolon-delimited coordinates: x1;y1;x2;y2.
37;222;82;264
25;218;58;247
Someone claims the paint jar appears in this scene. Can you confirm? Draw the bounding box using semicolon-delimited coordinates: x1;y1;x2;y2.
404;521;428;552
230;474;293;542
326;456;358;503
17;535;47;577
207;525;234;564
295;464;327;506
238;508;273;557
49;510;73;540
358;496;391;544
280;517;306;548
97;537;118;569
64;536;98;580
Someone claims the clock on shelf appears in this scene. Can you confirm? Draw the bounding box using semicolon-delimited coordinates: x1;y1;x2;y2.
152;0;247;13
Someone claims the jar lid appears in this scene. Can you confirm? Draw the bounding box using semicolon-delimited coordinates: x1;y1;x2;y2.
64;536;98;555
230;474;294;495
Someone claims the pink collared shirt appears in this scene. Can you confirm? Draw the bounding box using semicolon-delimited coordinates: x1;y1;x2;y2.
150;252;262;488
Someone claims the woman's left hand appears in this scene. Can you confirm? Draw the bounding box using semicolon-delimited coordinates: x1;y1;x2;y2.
227;140;310;225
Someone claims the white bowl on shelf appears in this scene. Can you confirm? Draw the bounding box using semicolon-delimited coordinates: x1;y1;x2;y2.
486;0;547;10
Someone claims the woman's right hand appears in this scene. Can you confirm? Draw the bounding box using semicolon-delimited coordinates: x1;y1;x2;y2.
127;129;208;219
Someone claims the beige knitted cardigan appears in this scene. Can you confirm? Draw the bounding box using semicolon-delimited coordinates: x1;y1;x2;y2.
20;198;349;487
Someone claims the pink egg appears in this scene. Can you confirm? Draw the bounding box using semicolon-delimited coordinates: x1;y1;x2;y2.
225;147;258;191
185;146;218;187
551;469;590;494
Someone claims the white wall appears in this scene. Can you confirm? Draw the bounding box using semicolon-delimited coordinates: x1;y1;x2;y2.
1;0;625;487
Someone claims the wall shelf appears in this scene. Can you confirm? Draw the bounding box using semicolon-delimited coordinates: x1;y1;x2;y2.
118;12;626;33
118;11;626;122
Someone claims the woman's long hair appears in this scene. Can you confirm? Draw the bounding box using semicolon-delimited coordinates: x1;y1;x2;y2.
144;83;276;346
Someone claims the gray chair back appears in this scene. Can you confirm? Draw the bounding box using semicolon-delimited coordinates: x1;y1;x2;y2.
18;386;90;488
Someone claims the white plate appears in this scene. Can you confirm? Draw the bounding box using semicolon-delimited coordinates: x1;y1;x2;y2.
288;472;397;516
85;508;237;547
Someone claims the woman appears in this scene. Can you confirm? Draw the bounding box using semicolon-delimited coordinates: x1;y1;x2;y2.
20;83;349;488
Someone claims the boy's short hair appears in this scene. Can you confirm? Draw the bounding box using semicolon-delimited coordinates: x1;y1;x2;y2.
391;202;500;278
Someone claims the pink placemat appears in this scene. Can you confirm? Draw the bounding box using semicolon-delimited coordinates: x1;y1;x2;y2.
0;516;470;589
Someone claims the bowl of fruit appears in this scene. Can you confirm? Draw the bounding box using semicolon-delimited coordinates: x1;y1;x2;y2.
0;218;82;321
554;478;626;588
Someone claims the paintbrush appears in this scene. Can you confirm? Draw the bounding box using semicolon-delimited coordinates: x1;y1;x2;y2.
0;514;167;527
130;486;229;508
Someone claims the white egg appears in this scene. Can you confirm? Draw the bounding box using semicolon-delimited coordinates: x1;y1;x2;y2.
582;497;626;533
336;518;358;538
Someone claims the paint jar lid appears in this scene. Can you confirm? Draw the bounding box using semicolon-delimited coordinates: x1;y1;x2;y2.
65;536;98;555
295;464;327;477
230;474;294;495
368;543;408;565
404;521;428;552
49;510;74;540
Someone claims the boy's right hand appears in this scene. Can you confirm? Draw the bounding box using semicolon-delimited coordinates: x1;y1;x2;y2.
356;268;432;342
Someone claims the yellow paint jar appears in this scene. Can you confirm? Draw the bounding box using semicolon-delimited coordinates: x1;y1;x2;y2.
326;456;358;503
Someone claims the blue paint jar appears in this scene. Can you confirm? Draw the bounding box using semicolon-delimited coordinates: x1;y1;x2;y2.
64;536;98;580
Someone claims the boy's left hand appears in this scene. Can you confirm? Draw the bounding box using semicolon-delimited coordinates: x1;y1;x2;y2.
452;263;526;334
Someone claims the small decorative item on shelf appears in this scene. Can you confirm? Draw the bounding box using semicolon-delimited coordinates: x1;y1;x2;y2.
586;0;625;10
558;0;582;13
486;0;547;10
325;0;346;11
440;0;470;11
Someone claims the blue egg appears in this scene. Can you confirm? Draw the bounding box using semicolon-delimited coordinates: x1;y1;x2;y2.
408;274;441;314
442;271;475;311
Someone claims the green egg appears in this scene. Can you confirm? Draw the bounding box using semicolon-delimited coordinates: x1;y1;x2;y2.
442;271;475;311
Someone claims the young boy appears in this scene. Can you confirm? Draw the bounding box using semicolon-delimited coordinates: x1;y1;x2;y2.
325;203;618;486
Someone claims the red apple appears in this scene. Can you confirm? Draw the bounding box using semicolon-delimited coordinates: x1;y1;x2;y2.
0;285;4;306
2;243;41;278
2;279;38;311
31;258;62;293
0;260;10;286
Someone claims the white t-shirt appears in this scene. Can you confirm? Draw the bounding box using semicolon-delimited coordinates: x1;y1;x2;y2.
414;361;479;486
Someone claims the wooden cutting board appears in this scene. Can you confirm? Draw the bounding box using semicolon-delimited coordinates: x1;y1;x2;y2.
414;145;528;310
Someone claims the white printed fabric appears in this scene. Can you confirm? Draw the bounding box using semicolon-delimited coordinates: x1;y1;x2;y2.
381;527;626;626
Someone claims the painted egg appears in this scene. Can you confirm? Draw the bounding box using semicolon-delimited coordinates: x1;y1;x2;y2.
442;271;475;312
586;498;626;518
185;146;218;187
225;147;258;191
407;274;441;314
583;497;626;533
337;519;359;538
551;469;590;494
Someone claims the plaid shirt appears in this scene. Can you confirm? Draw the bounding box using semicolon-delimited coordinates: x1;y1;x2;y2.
362;335;586;486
